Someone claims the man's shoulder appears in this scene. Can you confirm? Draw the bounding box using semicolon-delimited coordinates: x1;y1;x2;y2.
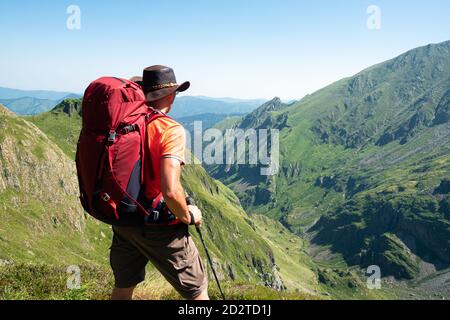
147;114;183;132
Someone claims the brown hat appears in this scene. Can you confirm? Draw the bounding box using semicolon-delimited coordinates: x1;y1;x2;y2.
139;65;190;102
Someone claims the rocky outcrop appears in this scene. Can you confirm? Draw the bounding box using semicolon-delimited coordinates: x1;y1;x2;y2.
51;98;82;117
238;97;291;130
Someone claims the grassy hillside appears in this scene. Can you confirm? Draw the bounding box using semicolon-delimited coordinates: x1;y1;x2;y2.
207;40;450;287
0;104;111;268
27;99;82;158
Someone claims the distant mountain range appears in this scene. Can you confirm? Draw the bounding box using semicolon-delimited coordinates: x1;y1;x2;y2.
0;85;265;117
176;113;242;135
170;96;266;118
0;87;77;100
0;87;82;115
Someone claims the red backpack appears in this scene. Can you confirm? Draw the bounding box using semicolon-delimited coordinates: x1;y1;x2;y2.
76;77;166;226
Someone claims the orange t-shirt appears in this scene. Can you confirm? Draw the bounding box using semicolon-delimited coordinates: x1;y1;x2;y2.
144;115;186;200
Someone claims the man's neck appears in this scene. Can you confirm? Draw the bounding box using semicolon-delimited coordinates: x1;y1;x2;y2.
150;106;169;115
160;107;170;114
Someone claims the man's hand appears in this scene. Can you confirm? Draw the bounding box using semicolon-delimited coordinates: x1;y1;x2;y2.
188;205;203;226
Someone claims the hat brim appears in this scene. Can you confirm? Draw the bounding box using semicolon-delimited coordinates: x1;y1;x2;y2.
145;81;190;102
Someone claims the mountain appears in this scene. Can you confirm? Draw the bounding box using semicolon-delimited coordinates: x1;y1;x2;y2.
207;40;450;287
26;99;83;158
173;97;282;146
0;87;76;101
176;113;243;135
170;96;265;118
0;97;59;115
0;87;82;115
193;96;267;104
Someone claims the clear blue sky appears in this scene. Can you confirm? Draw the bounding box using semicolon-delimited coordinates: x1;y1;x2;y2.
0;0;449;100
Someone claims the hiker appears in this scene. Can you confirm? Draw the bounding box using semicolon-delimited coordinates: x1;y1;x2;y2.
76;66;209;300
110;66;209;300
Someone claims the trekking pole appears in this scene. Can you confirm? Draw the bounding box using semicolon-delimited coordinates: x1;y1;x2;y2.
187;196;226;300
195;225;226;300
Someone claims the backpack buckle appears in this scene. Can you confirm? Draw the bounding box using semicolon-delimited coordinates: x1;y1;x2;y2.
145;210;160;224
101;193;111;202
108;132;117;143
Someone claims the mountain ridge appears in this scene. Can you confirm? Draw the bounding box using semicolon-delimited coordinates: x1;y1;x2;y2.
207;40;450;284
0;87;78;101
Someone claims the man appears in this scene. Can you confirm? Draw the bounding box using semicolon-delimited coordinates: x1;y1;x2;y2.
110;66;209;300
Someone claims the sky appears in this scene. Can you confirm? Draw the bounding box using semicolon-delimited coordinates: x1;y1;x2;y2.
0;0;449;100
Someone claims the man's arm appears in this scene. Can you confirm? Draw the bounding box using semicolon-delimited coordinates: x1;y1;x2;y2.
160;157;202;225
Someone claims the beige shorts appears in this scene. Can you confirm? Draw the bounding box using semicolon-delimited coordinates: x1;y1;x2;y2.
110;223;208;299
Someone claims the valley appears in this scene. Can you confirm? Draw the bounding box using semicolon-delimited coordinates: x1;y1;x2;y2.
207;41;450;297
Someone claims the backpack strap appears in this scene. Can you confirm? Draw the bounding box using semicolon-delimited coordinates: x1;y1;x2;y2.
143;110;168;182
90;134;115;220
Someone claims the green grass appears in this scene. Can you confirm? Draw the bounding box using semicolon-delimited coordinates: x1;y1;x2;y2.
0;264;113;300
0;188;112;266
0;264;316;300
27;111;81;159
249;214;319;294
